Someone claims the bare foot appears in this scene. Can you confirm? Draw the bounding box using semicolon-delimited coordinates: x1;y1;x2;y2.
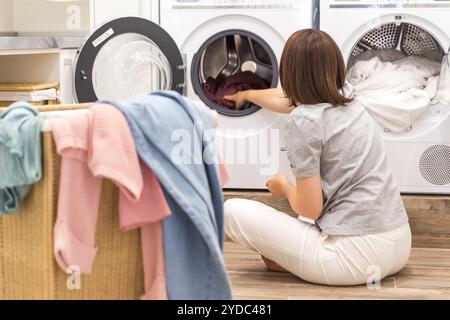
261;256;289;273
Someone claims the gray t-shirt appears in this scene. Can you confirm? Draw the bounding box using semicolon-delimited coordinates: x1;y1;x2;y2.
284;99;408;236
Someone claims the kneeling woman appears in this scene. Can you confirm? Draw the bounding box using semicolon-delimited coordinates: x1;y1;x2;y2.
223;29;411;286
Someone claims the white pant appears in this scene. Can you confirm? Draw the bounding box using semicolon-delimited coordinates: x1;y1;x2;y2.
224;199;412;286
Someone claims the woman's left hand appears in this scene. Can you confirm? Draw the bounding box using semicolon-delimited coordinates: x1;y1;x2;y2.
266;173;289;200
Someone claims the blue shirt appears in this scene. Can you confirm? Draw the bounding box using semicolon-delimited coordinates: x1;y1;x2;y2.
106;91;232;300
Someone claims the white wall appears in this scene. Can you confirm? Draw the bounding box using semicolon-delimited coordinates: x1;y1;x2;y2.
92;0;159;27
0;0;14;34
13;0;90;36
11;0;160;36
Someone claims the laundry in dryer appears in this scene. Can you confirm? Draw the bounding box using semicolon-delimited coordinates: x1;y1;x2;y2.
202;71;269;111
348;55;442;132
348;49;406;67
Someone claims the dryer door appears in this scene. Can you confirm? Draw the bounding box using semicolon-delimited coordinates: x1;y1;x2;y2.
74;17;184;103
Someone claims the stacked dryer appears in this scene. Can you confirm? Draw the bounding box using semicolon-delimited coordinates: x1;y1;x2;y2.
320;0;450;194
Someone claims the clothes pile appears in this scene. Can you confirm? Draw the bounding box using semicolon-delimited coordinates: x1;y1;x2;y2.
51;91;233;300
0;93;232;300
202;71;270;111
348;52;446;132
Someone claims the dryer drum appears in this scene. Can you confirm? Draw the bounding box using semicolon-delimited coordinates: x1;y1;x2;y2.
191;30;279;117
348;22;445;67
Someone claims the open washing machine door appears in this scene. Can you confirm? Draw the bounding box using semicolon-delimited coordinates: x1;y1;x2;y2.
74;17;185;102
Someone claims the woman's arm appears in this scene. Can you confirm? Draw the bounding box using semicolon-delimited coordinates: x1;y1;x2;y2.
267;173;324;221
224;88;294;114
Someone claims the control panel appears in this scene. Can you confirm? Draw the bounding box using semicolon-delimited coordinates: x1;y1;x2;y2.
328;0;450;4
170;0;300;9
327;0;450;9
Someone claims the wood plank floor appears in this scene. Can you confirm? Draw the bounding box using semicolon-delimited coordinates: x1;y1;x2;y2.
224;241;450;300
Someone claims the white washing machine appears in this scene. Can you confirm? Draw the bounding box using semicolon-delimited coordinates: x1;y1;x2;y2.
160;0;318;189
320;0;450;194
71;0;319;189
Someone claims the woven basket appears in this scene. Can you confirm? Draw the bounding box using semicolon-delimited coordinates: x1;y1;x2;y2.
0;103;91;113
0;105;144;300
0;100;59;108
0;83;59;92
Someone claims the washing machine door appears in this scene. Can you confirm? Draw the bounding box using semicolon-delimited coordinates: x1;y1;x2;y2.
74;17;184;103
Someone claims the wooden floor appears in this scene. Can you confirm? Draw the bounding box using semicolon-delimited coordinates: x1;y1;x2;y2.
224;241;450;300
223;192;450;299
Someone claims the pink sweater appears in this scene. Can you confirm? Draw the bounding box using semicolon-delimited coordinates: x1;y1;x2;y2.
52;104;170;300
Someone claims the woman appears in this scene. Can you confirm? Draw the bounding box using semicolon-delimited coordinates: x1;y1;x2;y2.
223;29;411;286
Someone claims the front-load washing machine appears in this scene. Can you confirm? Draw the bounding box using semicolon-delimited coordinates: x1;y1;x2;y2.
160;0;319;189
71;0;319;189
320;0;450;194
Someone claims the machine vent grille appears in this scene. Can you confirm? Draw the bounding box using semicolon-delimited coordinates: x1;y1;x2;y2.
419;145;450;186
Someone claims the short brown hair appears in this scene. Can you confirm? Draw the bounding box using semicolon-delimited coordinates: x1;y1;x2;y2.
280;29;353;107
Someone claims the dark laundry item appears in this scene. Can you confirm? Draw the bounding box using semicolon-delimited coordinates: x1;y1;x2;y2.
202;71;270;110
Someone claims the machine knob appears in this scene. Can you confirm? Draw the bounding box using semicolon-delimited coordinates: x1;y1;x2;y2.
80;70;88;80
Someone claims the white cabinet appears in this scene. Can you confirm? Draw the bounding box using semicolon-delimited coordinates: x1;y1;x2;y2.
59;49;79;104
0;0;158;37
0;49;76;104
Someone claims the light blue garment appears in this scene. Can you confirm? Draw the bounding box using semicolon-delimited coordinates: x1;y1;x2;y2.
105;91;232;300
0;102;43;215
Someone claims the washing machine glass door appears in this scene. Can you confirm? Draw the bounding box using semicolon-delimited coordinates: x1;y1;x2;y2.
74;17;184;102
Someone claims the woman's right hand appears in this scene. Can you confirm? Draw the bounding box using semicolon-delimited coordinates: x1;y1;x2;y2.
224;91;250;110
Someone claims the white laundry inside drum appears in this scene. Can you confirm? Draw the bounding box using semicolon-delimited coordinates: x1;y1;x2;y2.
347;23;447;133
92;33;173;101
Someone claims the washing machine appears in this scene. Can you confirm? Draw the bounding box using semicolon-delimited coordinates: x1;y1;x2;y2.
71;0;319;189
160;0;319;189
320;0;450;194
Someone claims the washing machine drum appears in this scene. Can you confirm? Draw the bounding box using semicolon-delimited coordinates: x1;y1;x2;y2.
75;17;185;103
348;22;445;67
191;30;279;117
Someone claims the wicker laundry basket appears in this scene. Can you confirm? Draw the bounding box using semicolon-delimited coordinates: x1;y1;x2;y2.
0;104;144;300
0;82;60;108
